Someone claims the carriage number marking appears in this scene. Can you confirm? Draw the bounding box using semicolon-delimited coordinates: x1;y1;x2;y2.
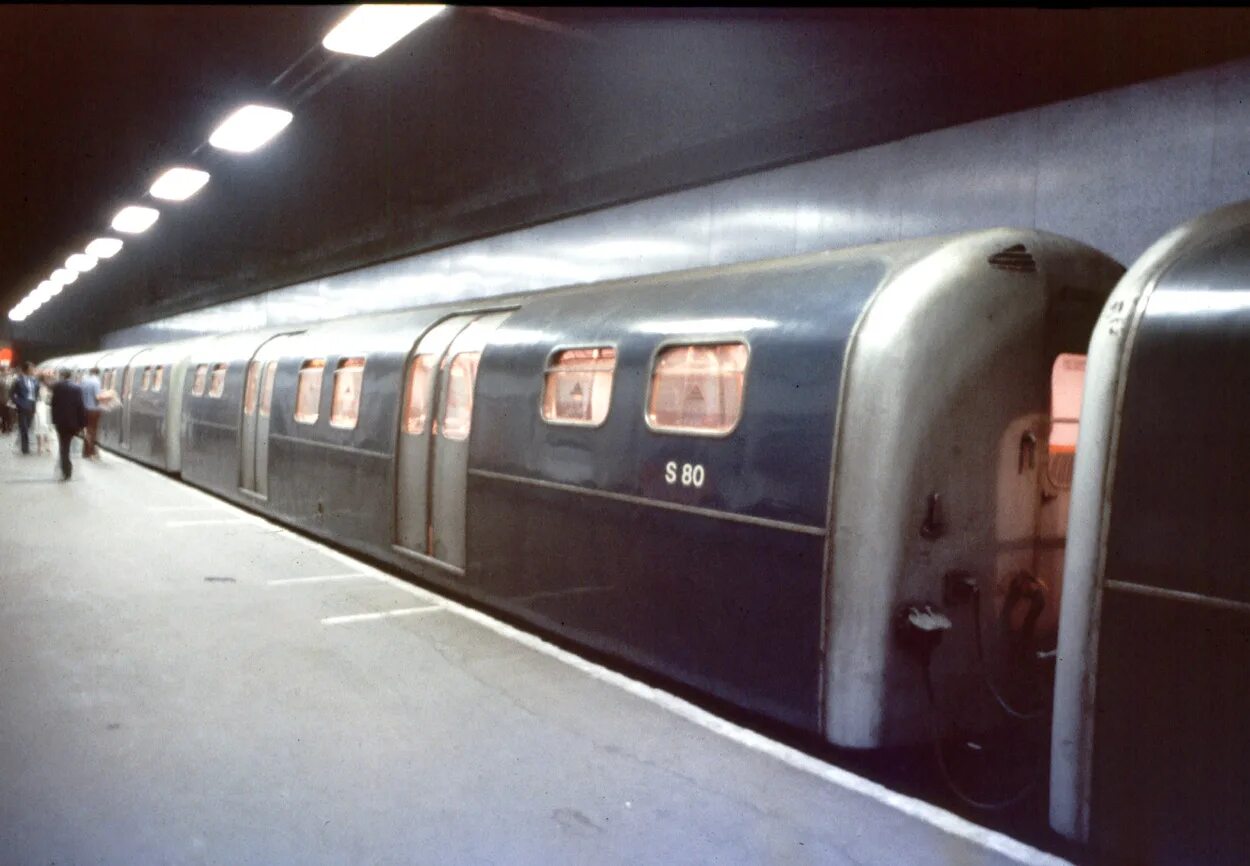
665;461;705;488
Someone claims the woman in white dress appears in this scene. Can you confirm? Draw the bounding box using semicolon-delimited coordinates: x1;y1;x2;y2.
33;375;52;456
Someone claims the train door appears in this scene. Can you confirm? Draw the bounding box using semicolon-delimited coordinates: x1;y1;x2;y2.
394;311;510;572
254;359;279;498
429;312;511;569
120;351;149;449
240;359;262;493
395;315;478;561
240;334;298;498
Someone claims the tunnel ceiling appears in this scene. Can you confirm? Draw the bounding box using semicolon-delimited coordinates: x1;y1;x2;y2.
4;6;1250;348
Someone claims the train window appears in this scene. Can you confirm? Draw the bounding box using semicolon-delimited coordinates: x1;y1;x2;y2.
208;363;228;399
646;342;749;435
330;357;366;429
260;361;277;418
102;369;113;391
141;367;152;392
123;368;135;399
403;354;436;435
441;352;481;442
152;366;164;393
192;364;208;396
295;359;325;424
243;361;261;416
1048;354;1086;488
542;347;616;426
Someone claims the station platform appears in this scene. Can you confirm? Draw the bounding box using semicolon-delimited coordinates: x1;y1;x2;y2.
0;439;1070;866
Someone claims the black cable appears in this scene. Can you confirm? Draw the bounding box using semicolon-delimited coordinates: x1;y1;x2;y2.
971;583;1045;721
921;654;1039;812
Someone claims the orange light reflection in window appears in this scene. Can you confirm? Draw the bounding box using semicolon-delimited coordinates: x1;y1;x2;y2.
647;343;748;435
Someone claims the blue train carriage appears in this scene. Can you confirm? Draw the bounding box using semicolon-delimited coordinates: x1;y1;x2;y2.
257;309;449;551
466;228;1121;745
1051;200;1250;865
180;329;297;500
94;345;150;453
113;339;204;471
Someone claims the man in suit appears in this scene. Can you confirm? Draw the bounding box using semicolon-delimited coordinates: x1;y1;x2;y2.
11;361;41;455
50;369;87;480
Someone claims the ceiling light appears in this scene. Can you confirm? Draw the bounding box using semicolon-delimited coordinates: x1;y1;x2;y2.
8;309;26;322
150;167;210;201
32;283;54;302
208;105;293;153
45;279;64;297
111;205;160;234
50;268;78;286
67;253;98;273
323;4;446;57
86;237;123;258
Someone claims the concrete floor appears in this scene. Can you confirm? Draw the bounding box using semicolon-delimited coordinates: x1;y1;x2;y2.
0;436;1070;866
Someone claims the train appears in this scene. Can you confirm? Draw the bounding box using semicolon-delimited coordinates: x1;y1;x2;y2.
39;201;1250;865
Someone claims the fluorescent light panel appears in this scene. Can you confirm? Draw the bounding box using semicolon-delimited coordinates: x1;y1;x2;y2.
51;268;77;286
86;237;123;258
150;167;210;201
208;105;293;153
323;4;447;57
112;205;160;234
66;253;97;273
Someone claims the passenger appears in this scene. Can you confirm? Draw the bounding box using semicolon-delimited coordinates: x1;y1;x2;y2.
11;361;41;455
0;370;12;434
50;368;87;481
33;374;52;457
80;367;103;460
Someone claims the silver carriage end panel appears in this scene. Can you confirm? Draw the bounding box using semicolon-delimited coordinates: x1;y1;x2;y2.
824;229;1121;749
1050;198;1250;846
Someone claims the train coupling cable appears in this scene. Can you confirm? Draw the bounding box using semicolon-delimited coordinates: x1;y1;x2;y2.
894;600;1040;812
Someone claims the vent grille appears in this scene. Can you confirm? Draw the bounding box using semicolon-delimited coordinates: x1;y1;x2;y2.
987;244;1037;273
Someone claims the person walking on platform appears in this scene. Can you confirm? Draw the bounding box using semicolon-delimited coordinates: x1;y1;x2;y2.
12;362;41;455
0;371;13;434
50;369;87;480
80;367;103;459
33;373;53;456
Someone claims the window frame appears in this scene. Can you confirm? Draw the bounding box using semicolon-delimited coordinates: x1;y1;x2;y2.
539;344;618;429
440;351;481;443
243;361;261;416
402;353;437;436
329;356;367;430
643;337;751;439
208;363;228;399
191;364;208;397
294;358;326;425
152;365;164;394
259;360;278;419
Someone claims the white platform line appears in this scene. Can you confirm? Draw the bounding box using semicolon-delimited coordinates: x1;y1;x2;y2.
147;505;230;512
113;456;1069;866
268;573;374;586
165;518;257;527
321;605;444;626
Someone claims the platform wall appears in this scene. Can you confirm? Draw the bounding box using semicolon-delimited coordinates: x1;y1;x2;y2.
103;57;1250;348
